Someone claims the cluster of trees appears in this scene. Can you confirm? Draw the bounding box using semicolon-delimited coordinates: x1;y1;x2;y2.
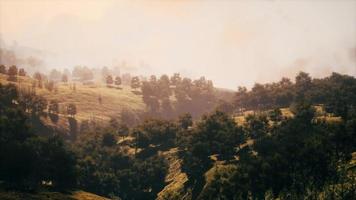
106;75;122;88
0;64;26;81
73;96;355;199
140;73;216;119
32;72;57;92
74;122;172;199
16;83;77;124
177;103;356;199
235;72;356;120
72;66;93;81
0;83;76;191
1;71;355;199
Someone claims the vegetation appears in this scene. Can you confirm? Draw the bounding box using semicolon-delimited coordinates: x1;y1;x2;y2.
0;84;76;191
234;72;356;119
0;67;355;199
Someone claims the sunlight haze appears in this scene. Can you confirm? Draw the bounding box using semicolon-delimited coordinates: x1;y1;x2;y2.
0;0;355;89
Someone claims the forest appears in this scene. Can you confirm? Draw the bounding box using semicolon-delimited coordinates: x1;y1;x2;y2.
0;64;355;199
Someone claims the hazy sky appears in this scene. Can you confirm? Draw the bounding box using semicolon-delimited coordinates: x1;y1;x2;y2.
0;0;356;89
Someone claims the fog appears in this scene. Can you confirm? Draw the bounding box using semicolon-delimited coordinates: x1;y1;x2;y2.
0;0;355;89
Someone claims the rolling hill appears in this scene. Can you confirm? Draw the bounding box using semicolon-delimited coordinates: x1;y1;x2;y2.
0;74;146;128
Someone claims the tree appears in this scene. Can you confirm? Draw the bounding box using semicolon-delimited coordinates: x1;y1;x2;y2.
245;114;269;139
106;75;113;86
31;96;48;116
178;113;193;130
38;136;77;190
131;76;140;90
158;74;171;98
143;96;160;114
7;65;18;82
170;73;181;86
161;98;173;118
0;65;6;74
114;76;122;87
48;100;59;114
181;111;246;186
0;85;77;191
18;68;26;76
117;124;129;140
102;132;117;147
295;71;312;101
134;118;178;148
67;103;77;118
216;100;235;115
48;100;59;123
268;108;283;122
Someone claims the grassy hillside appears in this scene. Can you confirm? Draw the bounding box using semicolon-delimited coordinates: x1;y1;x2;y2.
234;106;342;126
0;190;110;200
0;74;146;126
157;148;190;200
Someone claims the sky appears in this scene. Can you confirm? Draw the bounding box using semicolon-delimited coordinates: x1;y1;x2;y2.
0;0;355;89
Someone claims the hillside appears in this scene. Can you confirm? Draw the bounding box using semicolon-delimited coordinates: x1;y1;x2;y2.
0;190;110;200
0;74;146;126
0;73;234;130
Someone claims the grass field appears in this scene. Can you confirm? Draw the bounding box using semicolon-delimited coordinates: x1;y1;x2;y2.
0;74;146;127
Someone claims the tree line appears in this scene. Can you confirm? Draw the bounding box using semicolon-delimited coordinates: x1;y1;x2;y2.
234;72;356;120
1;71;355;199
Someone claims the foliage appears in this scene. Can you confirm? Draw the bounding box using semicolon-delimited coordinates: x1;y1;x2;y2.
73;129;169;200
67;103;77;117
0;84;77;191
234;72;356;119
141;73;216;119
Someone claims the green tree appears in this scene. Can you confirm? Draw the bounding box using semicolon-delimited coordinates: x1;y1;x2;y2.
178;113;193;130
102;132;117;147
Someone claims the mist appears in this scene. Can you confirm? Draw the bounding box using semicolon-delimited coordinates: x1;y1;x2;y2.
0;0;355;89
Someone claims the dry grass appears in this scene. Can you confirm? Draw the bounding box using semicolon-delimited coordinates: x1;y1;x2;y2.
0;74;146;125
157;148;190;200
0;190;109;200
71;191;110;200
